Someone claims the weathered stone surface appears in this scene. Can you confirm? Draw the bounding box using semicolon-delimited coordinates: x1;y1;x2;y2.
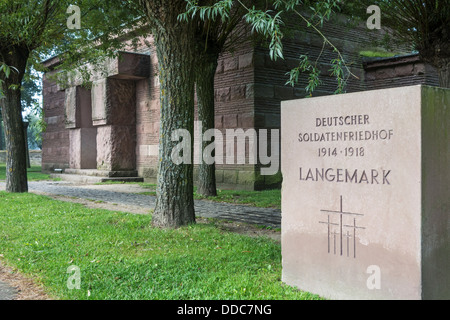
239;52;253;69
223;170;238;184
65;86;93;128
394;64;414;77
107;79;136;126
274;86;293;100
96;125;136;171
223;114;238;128
231;85;246;100
91;79;108;126
65;84;97;170
215;169;224;183
215;87;231;102
65;86;93;129
237;170;255;185
64;86;79;129
113;52;151;80
238;113;254;128
223;57;238;72
264;113;280;128
91;78;136;126
138;144;158;157
139;167;158;180
58;52;150;89
254;84;274;99
245;83;254;99
69;128;97;169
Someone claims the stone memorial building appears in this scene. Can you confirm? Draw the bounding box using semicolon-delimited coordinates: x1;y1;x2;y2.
40;17;439;190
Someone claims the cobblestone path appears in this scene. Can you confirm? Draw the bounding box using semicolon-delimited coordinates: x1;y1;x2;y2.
4;181;281;229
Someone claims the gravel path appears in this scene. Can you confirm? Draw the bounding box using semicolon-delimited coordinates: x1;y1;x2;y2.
0;281;16;300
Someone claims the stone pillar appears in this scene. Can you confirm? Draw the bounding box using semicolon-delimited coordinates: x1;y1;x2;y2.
91;78;136;171
65;86;97;169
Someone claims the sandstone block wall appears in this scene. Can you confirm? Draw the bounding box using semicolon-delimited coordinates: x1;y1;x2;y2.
363;54;439;90
41;71;70;171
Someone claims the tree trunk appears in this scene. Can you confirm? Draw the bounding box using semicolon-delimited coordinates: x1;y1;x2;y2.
0;47;29;193
148;4;197;228
195;52;219;197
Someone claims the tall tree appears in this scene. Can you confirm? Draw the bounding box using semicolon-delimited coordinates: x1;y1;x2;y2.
0;0;139;193
138;0;197;228
191;2;249;197
133;0;351;228
344;0;450;88
182;0;348;197
0;1;52;192
194;33;221;197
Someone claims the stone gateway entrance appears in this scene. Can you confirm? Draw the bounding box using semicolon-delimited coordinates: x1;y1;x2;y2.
58;52;150;181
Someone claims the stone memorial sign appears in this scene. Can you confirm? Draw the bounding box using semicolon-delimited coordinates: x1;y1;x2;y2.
281;85;449;300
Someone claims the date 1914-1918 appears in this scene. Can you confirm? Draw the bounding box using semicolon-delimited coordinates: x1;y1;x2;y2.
318;147;365;158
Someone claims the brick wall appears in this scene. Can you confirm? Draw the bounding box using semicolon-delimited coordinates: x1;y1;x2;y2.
134;36;260;189
363;54;439;90
41;70;70;171
250;15;383;188
135;38;160;181
42;35;153;174
205;40;257;190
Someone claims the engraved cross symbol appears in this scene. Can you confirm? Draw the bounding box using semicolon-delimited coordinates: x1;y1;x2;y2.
319;195;365;258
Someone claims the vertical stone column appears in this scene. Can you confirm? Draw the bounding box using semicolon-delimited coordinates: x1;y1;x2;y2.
65;86;97;169
91;78;136;171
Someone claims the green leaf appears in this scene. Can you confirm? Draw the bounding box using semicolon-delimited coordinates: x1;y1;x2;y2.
4;65;11;78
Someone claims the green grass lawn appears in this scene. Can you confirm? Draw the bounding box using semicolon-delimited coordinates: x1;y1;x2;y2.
0;164;56;181
0;192;317;300
195;189;281;209
359;50;400;58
